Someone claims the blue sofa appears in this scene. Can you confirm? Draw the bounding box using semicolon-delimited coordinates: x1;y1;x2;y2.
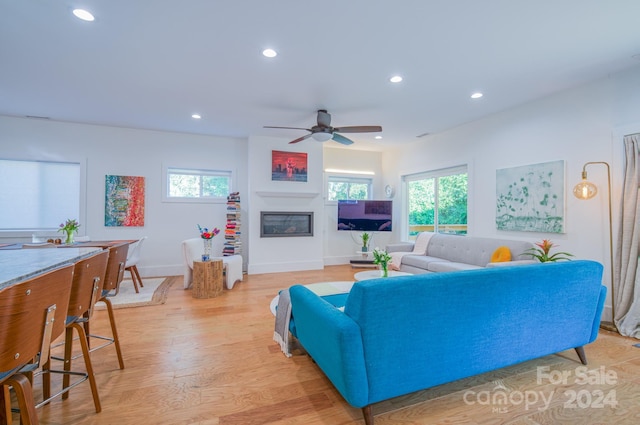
289;260;606;425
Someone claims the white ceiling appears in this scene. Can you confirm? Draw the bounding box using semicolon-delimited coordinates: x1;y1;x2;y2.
1;1;639;150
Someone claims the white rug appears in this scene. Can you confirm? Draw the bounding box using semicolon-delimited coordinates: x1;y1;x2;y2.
96;277;173;309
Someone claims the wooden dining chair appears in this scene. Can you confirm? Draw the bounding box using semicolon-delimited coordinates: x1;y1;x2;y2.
0;264;74;425
87;243;129;370
39;250;109;413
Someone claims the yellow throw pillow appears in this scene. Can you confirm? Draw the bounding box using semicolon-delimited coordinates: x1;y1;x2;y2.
490;246;512;263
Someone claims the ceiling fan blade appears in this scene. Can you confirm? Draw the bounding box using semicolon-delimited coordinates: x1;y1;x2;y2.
331;133;354;145
289;133;313;144
317;110;331;127
264;126;312;131
332;125;382;133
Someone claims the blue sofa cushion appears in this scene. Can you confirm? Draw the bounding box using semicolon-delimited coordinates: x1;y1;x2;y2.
289;293;348;336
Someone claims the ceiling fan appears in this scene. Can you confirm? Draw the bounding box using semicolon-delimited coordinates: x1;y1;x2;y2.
264;109;382;145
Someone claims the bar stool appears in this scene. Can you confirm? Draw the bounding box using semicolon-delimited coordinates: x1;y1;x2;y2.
0;264;74;425
87;243;129;370
39;250;109;413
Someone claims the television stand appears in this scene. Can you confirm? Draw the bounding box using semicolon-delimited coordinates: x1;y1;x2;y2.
350;259;377;269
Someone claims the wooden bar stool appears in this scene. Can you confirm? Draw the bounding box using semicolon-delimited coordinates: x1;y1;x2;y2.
0;264;74;425
87;243;129;370
40;250;109;413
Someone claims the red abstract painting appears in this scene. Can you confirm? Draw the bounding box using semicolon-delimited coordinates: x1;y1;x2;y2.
105;175;145;227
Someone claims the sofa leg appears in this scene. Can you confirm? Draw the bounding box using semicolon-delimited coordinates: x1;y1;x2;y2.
362;405;374;425
575;346;587;365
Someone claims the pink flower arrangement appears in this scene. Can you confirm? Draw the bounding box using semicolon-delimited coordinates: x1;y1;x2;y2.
197;224;220;239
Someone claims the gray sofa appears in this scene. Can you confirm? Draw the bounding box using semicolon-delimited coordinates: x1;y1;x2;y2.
386;232;536;274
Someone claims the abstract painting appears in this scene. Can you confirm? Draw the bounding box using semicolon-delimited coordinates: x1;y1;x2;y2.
105;175;145;227
496;160;565;233
271;150;308;182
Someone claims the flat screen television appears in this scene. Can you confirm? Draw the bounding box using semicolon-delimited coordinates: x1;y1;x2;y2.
337;200;392;232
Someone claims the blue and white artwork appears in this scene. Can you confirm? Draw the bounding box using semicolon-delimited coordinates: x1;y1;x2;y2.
496;160;565;233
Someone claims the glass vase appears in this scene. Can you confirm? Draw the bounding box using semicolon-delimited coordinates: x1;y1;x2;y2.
380;263;388;277
202;238;212;261
64;230;74;245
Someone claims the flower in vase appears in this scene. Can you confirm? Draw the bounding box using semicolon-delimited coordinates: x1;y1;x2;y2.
59;218;80;245
59;219;80;234
197;224;220;239
372;248;392;276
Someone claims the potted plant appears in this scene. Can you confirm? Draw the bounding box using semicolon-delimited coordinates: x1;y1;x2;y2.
523;239;573;262
360;232;371;252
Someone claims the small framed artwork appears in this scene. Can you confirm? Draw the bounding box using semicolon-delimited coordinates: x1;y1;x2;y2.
271;150;308;182
105;175;145;227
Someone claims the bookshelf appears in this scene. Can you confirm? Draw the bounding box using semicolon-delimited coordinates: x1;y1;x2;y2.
223;192;242;256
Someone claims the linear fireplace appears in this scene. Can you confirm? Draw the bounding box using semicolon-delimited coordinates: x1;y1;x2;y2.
260;211;314;238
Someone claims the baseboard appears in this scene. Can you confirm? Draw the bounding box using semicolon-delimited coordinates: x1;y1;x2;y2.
138;264;183;278
248;260;325;274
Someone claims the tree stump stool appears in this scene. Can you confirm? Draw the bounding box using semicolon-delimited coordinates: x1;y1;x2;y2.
192;259;223;298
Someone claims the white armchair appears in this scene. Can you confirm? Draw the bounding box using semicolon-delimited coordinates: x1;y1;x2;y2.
181;238;243;290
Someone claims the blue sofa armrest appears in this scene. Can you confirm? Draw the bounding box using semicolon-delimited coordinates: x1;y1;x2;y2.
289;285;369;408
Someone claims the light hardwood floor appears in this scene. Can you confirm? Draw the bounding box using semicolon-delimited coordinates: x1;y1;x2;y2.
14;265;640;424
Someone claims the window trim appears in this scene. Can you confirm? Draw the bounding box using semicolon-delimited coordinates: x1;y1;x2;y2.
0;157;86;237
325;173;373;203
162;165;232;204
402;164;468;238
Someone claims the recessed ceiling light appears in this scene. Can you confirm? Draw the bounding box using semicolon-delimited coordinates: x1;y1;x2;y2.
262;48;277;58
72;9;95;22
191;114;201;119
389;75;403;83
375;136;382;140
471;92;483;99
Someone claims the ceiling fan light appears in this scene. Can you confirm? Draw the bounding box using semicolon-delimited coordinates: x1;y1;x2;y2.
312;132;332;142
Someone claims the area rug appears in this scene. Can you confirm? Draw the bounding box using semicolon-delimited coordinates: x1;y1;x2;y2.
96;277;174;309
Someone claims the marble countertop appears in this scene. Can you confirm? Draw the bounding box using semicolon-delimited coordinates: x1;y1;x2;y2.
0;247;103;289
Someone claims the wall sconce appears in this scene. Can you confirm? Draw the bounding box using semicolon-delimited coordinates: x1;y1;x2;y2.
573;161;616;332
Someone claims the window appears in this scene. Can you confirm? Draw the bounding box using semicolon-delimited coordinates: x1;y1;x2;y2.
404;165;467;238
0;159;81;231
327;176;372;201
164;167;231;202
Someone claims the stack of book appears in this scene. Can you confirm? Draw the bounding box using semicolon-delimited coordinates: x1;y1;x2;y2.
223;192;242;256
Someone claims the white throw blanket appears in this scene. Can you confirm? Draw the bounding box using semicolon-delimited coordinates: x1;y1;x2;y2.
389;232;434;270
273;281;354;357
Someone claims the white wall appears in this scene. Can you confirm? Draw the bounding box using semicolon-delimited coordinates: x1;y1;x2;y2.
0;116;248;277
2;65;638;300
322;147;395;265
246;135;325;273
382;66;640;321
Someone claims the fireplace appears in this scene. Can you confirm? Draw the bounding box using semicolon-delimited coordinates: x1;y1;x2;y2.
260;211;314;238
